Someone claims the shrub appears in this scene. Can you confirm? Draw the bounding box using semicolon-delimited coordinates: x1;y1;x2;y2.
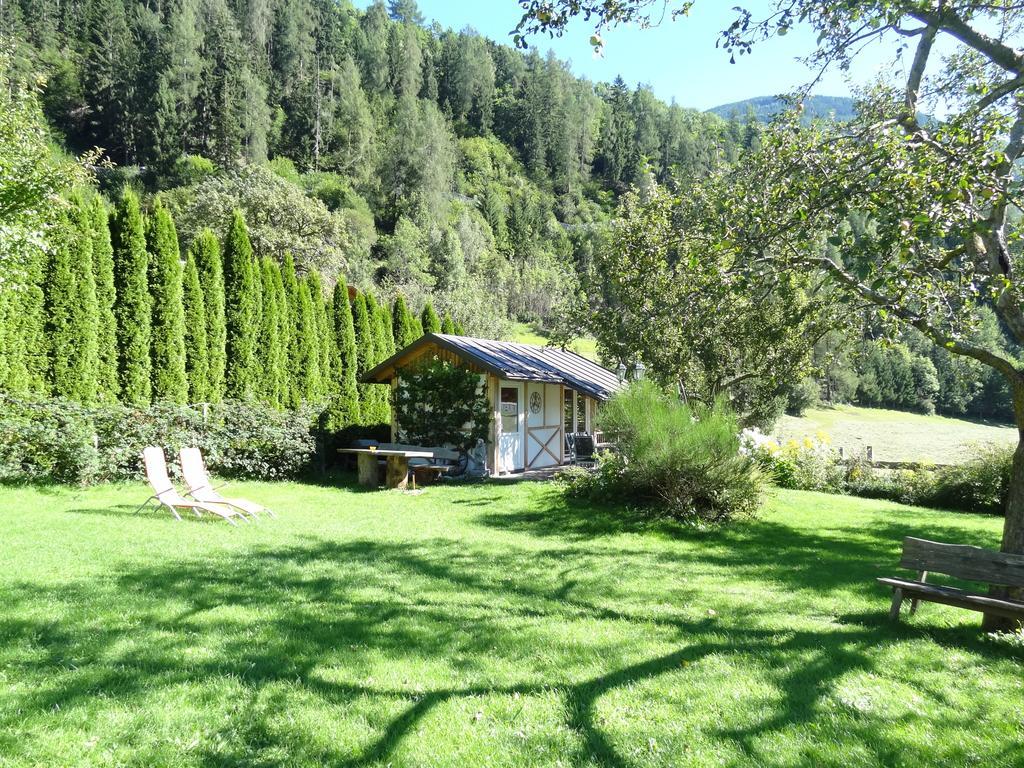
564;381;764;524
392;357;490;452
929;445;1012;515
744;431;844;493
0;398;100;484
0;396;316;485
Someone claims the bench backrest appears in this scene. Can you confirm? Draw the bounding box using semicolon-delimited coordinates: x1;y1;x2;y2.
900;537;1024;587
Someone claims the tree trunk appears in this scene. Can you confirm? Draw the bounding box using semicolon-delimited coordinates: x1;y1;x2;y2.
983;380;1024;632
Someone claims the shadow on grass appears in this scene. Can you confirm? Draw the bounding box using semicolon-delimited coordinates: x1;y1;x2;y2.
3;510;1022;767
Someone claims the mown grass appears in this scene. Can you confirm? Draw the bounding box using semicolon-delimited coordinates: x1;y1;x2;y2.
1;478;1022;767
775;403;1016;464
507;322;600;362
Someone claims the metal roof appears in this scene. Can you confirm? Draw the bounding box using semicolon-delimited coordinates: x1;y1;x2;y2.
361;333;623;401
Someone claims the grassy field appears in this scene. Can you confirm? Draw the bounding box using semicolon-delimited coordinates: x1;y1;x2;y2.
775;404;1017;464
507;322;600;362
1;479;1022;767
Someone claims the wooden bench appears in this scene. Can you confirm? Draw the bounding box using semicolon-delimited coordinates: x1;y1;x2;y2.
878;537;1024;623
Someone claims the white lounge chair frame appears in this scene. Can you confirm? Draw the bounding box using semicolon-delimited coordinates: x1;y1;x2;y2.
137;446;246;525
179;447;275;518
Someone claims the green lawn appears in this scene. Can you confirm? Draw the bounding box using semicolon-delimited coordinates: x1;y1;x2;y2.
507;322;600;362
1;479;1022;767
775;404;1017;464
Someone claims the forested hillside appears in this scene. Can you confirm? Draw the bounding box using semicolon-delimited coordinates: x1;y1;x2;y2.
1;0;1017;428
3;0;753;336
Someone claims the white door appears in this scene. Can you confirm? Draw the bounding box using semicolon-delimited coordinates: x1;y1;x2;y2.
498;382;524;472
526;383;562;469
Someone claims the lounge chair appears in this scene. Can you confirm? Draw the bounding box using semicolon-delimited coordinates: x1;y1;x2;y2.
179;447;275;518
138;446;246;525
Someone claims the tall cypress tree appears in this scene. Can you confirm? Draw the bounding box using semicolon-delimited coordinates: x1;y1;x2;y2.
367;294;392;424
222;210;258;400
352;292;376;424
379;298;397;358
258;257;286;408
280;252;301;407
70;196;100;403
440;314;456;334
14;246;49;395
272;259;293;407
45;204;95;401
111;187;151;405
454;320;466;335
328;276;360;430
182;247;209;403
306;271;333;400
191;229;225;402
420;301;440;334
295;278;321;402
91;197;119;403
147;198;188;403
391;294;417;349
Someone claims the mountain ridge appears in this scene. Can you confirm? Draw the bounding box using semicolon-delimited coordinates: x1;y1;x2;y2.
708;95;857;123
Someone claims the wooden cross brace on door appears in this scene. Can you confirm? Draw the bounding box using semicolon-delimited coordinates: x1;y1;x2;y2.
528;426;561;467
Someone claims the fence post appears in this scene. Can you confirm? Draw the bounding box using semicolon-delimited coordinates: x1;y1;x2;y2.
202;402;209;423
837;446;844;460
866;445;873;462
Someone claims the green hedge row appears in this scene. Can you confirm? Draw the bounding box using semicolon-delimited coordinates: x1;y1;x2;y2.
0;396;323;485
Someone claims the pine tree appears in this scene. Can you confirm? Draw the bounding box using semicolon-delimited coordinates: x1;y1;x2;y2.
280;252;302;407
146;198;188;403
295;278;321;402
182;247;209;403
327;275;360;430
191;229;226;402
440;314;456;334
257;257;286;407
90;197;119;402
352;291;377;424
392;294;417;349
111;187;151;405
222;210;258;400
420;301;440;334
454;320;466;335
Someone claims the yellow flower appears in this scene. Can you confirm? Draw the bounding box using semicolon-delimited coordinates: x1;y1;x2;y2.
815;430;831;445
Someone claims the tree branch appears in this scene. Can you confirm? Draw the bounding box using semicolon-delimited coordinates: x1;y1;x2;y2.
909;6;1024;72
813;254;1020;380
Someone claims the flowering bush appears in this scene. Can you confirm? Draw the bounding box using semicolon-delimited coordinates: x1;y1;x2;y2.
742;429;844;492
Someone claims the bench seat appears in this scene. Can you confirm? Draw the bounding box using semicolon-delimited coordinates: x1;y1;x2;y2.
877;577;1024;620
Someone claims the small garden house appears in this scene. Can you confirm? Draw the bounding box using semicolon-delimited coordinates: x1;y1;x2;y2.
361;334;622;474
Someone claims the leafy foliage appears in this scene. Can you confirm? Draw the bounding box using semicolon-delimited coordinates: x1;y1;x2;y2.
393;356;490;452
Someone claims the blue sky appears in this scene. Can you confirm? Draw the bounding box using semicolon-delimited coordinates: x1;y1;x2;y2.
355;0;909;110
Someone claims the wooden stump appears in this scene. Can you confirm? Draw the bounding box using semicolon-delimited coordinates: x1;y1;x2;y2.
357;453;379;487
386;456;410;490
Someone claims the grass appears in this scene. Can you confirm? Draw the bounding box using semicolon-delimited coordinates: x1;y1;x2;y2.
775;403;1017;464
1;478;1023;767
507;322;600;362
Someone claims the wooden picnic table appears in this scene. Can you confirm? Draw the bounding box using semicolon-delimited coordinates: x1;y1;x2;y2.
338;448;434;490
